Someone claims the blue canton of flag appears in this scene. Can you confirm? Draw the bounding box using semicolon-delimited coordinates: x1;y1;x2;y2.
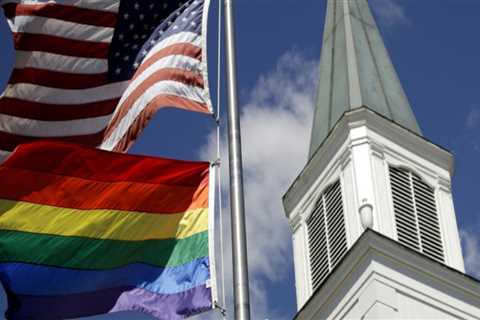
109;0;203;81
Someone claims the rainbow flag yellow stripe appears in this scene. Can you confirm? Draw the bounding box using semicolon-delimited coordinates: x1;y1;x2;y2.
0;199;208;241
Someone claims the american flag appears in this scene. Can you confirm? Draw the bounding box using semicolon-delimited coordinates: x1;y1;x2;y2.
0;0;212;161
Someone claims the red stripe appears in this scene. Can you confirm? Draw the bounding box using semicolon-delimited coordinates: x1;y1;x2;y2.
9;68;109;89
0;167;208;213
0;97;119;121
111;95;210;153
4;141;209;186
13;33;109;59
0;131;105;152
105;68;205;138
133;43;202;80
3;3;117;28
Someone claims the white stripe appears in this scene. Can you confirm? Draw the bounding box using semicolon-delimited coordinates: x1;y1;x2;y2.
0;150;11;163
115;55;202;111
9;16;114;43
144;32;201;62
14;50;108;74
3;81;128;104
2;0;119;13
0;113;111;137
101;80;205;150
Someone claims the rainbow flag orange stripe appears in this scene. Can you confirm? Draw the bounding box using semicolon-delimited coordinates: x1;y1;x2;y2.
0;141;214;320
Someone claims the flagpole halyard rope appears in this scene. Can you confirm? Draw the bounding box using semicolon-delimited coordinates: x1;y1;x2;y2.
215;0;227;318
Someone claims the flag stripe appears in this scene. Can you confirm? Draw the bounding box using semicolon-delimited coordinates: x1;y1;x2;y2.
0;257;209;295
7;284;211;320
13;33;110;59
0;97;118;121
2;0;120;13
3;81;127;104
0;168;207;213
0;230;208;269
143;32;202;62
9;68;109;89
3;3;118;27
109;95;210;152
8;15;114;43
0;130;105;151
133;43;202;80
0;113;110;137
15;51;108;74
0;200;207;241
4;141;209;185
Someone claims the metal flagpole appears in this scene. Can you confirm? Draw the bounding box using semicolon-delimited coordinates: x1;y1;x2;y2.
222;0;251;319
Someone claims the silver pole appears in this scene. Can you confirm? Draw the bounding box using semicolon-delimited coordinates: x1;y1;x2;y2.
222;0;251;319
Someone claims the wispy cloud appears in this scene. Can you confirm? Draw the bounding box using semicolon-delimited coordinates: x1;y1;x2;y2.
198;50;318;318
463;107;480;152
370;0;411;28
466;107;480;129
460;229;480;279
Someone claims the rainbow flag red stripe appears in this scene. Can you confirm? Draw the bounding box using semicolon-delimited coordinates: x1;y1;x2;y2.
0;141;214;319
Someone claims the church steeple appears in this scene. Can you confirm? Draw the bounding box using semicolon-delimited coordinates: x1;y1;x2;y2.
310;0;421;157
284;0;465;311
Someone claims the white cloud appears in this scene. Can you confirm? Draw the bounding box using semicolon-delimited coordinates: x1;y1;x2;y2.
460;229;480;279
198;50;318;318
466;107;480;129
370;0;411;28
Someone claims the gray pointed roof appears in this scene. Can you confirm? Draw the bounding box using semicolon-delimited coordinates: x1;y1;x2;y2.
309;0;422;157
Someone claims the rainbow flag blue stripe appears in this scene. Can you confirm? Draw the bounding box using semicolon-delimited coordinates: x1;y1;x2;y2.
0;141;214;319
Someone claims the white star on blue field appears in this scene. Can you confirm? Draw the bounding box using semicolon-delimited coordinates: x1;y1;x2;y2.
1;1;480;319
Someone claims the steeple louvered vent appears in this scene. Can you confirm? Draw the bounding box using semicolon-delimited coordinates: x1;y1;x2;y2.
389;166;445;263
306;180;348;291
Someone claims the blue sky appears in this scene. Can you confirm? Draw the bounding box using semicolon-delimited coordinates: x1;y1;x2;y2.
1;0;480;319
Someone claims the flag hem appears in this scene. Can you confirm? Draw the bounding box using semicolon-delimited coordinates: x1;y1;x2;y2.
201;0;213;114
208;163;218;308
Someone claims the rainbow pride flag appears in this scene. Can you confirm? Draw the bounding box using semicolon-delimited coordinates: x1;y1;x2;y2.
0;141;216;319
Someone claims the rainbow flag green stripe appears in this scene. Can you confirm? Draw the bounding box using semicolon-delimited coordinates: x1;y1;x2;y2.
0;229;208;269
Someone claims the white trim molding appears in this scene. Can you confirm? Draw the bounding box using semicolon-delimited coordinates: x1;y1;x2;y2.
294;230;480;320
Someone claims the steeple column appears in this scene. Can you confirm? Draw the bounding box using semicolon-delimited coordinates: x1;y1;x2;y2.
349;125;380;231
436;180;465;271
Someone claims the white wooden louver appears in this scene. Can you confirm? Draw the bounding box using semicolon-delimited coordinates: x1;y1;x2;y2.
306;180;348;291
389;166;445;263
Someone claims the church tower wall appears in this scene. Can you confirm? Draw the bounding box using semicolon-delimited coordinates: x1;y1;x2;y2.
285;108;465;309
